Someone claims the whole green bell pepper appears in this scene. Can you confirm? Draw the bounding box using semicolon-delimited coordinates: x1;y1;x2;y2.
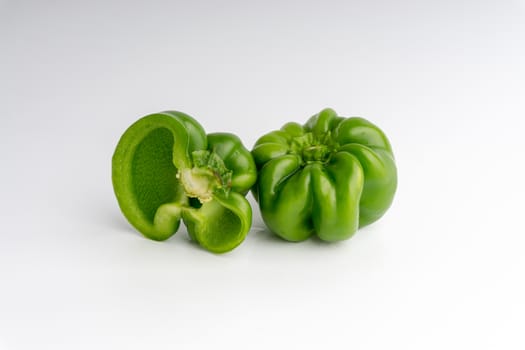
251;108;397;242
112;111;257;253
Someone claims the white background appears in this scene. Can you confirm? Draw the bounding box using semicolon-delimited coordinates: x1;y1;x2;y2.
1;0;525;349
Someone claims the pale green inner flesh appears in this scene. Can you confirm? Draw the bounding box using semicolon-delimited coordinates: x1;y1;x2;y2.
131;128;183;222
192;203;242;247
178;168;217;203
205;209;241;246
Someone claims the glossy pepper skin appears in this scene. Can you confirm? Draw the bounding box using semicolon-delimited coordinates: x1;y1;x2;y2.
112;111;257;253
251;108;397;242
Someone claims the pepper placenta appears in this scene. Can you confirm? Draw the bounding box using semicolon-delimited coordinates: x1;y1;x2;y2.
112;111;257;253
251;108;397;242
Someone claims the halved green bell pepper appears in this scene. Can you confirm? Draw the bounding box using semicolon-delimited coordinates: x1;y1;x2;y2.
112;111;257;253
252;108;397;242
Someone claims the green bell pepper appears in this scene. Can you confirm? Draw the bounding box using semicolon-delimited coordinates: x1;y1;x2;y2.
112;111;257;253
251;108;397;242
